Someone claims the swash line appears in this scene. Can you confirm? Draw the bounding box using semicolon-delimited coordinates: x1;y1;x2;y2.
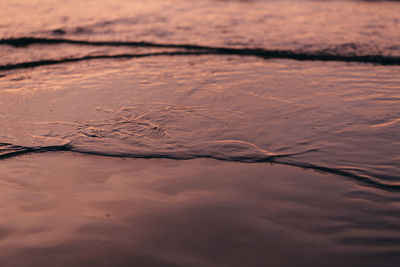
1;143;399;192
1;37;400;66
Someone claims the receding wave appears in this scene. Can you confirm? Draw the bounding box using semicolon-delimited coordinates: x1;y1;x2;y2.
1;141;399;192
0;51;213;71
1;37;400;69
0;142;72;159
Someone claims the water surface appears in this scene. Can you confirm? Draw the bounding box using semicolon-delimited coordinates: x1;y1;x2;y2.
0;0;399;266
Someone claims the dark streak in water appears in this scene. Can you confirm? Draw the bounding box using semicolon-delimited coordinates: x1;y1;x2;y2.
274;160;400;193
0;51;213;71
0;143;72;159
0;142;289;163
1;37;400;67
1;143;399;192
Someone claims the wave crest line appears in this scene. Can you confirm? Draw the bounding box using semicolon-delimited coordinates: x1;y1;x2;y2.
1;37;399;66
1;143;399;192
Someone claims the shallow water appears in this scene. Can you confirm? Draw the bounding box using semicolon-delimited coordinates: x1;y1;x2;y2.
0;0;400;266
1;56;399;190
1;154;400;267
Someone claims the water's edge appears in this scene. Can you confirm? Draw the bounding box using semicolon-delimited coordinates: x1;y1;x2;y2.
1;142;398;192
1;37;399;72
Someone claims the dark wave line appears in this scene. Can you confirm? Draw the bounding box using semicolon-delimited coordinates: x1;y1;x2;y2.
0;51;214;71
1;37;400;66
0;143;72;160
275;160;400;192
0;142;293;162
1;143;399;192
0;37;207;48
70;148;279;163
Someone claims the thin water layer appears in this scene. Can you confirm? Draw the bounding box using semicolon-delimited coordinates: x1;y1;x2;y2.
1;56;399;190
1;0;400;69
0;0;399;265
1;0;400;55
0;154;399;267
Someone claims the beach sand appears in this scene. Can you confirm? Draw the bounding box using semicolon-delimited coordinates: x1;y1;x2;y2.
0;153;398;267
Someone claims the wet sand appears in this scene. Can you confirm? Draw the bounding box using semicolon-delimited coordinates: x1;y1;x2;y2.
0;153;399;267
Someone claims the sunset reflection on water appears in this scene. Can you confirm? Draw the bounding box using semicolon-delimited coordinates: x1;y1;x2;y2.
0;0;400;266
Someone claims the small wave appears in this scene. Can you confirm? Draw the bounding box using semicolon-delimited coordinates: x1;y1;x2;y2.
0;51;213;71
1;141;399;192
0;142;72;159
1;37;399;69
0;140;291;163
274;160;400;193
